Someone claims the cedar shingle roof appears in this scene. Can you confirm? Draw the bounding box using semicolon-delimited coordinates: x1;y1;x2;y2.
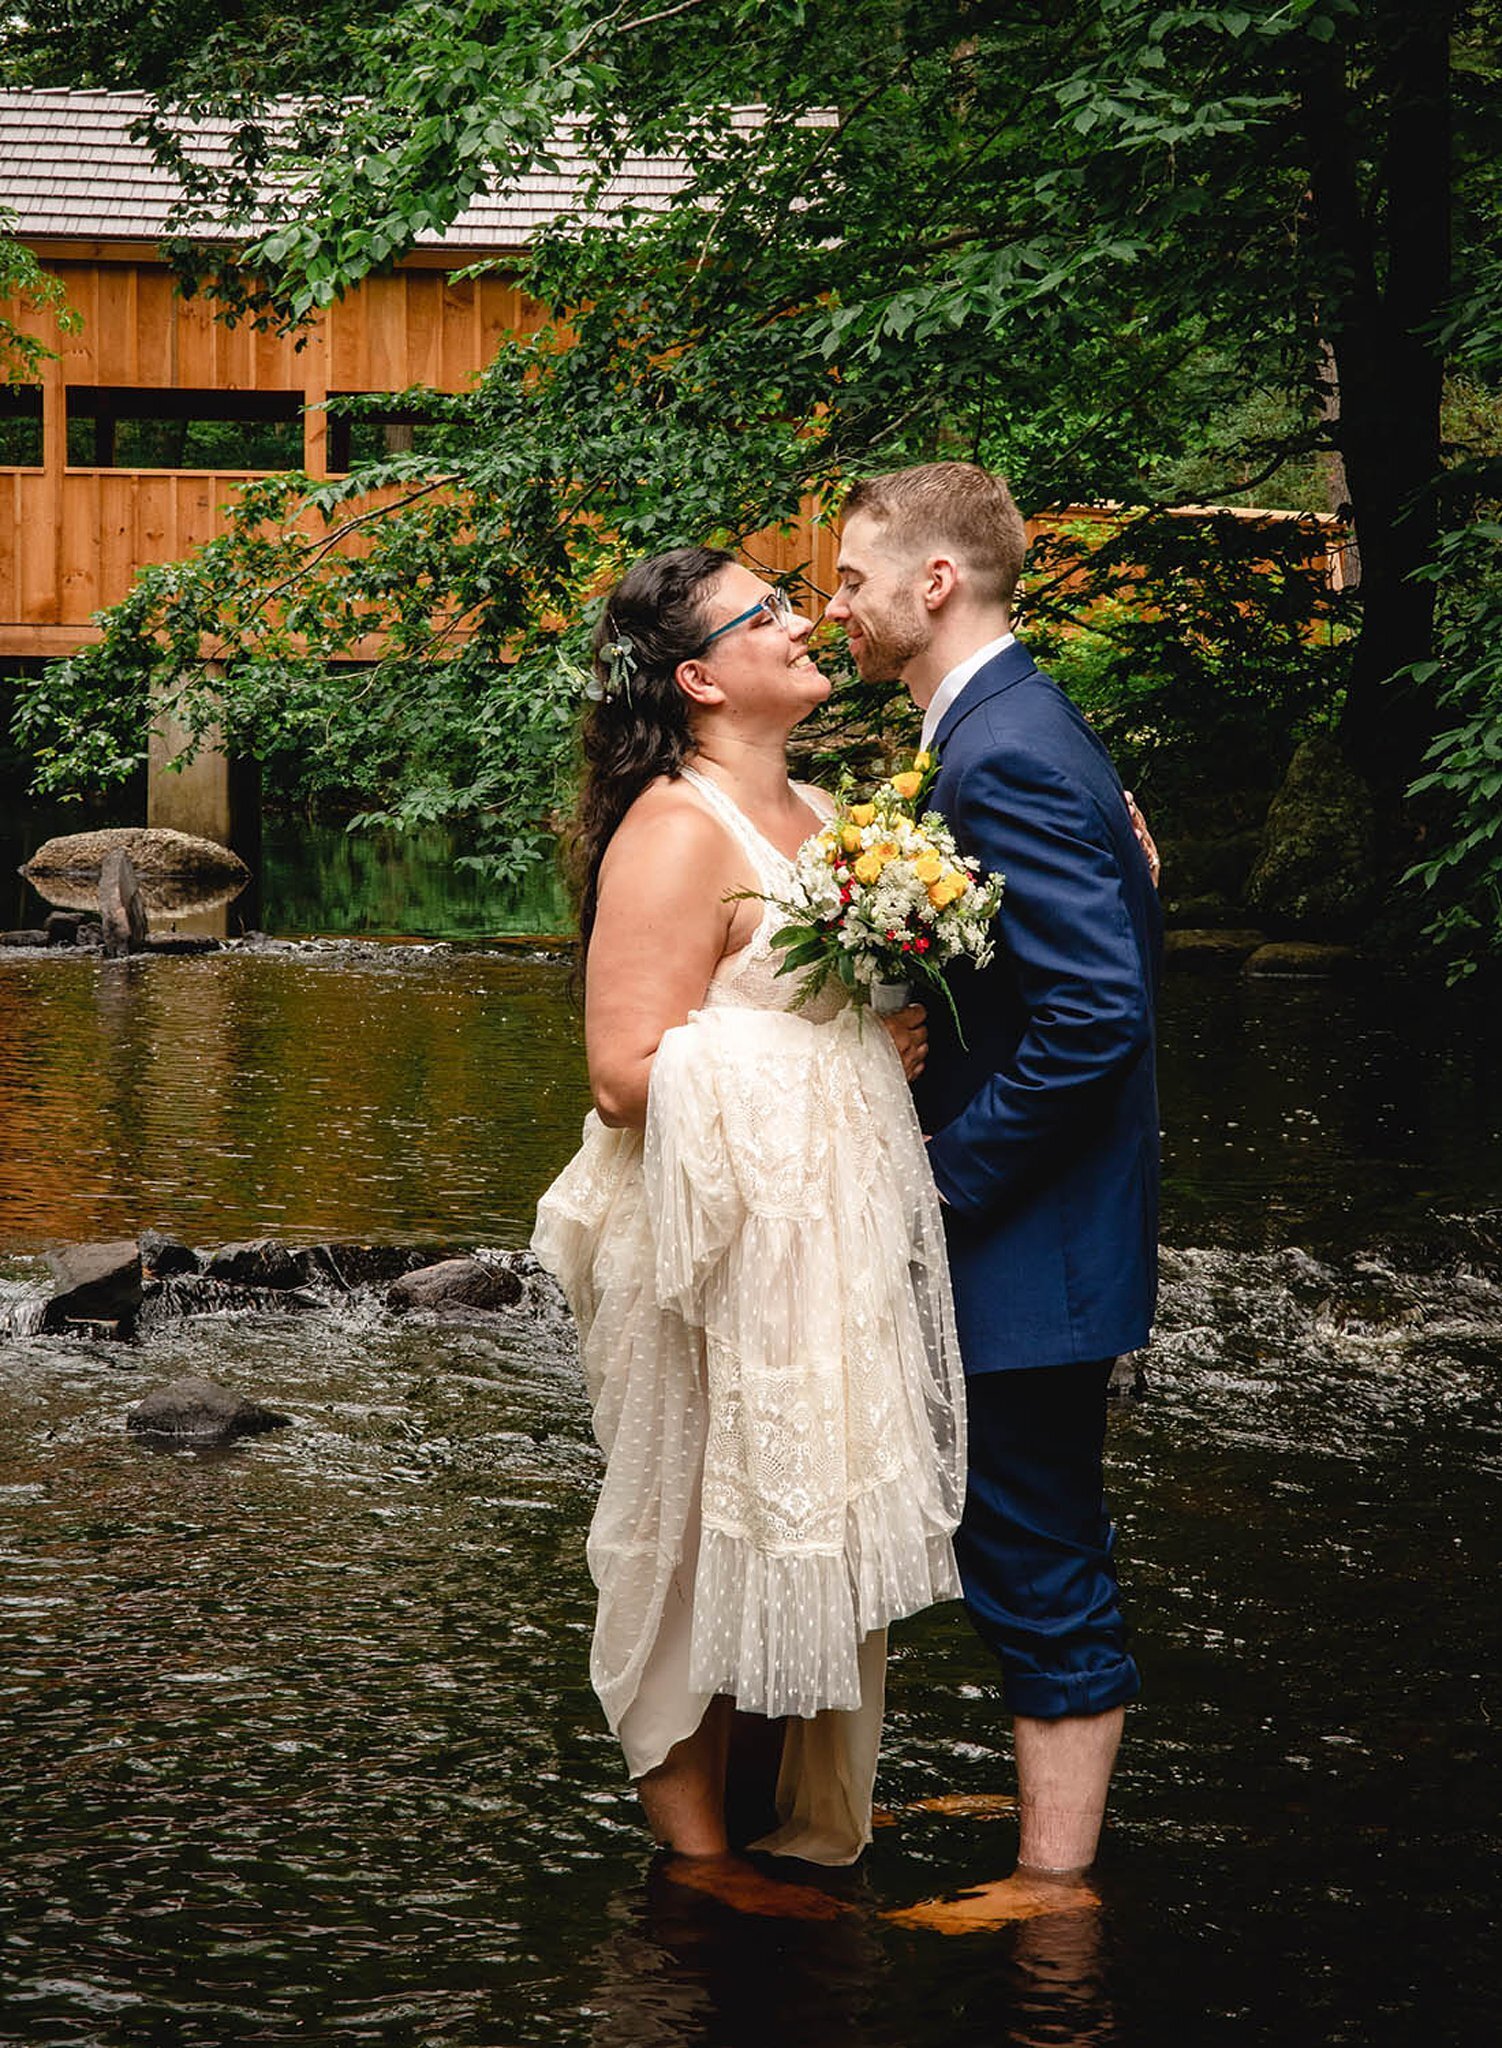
0;87;694;250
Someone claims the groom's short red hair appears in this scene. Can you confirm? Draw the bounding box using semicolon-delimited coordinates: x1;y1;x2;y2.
843;462;1027;610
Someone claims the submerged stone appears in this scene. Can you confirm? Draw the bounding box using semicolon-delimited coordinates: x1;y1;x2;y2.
1244;941;1364;979
128;1376;291;1440
302;1243;472;1290
1163;928;1267;972
143;1276;324;1320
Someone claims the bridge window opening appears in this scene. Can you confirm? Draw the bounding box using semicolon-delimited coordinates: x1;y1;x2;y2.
0;386;43;467
326;396;447;473
65;387;305;470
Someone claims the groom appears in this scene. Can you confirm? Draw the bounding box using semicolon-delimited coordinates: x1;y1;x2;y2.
825;462;1162;1896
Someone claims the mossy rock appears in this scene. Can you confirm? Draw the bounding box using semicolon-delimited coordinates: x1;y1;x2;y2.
1244;738;1378;936
24;825;248;883
1243;941;1364;980
1164;928;1268;972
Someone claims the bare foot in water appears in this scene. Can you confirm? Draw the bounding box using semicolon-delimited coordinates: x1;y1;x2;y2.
885;1868;1099;1933
663;1852;854;1922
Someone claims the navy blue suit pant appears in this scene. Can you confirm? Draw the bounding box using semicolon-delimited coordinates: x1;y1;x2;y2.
957;1361;1140;1719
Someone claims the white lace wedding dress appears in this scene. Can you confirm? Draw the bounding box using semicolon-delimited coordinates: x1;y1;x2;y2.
532;768;966;1864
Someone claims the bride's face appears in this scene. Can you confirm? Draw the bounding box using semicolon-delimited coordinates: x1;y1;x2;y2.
677;566;829;728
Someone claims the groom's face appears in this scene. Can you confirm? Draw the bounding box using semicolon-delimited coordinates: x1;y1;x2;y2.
826;513;930;684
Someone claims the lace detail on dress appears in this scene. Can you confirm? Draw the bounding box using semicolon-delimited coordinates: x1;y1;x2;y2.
531;763;966;1860
678;766;845;1022
646;1005;965;1717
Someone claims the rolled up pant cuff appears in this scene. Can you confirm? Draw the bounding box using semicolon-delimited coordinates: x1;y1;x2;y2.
1003;1658;1141;1722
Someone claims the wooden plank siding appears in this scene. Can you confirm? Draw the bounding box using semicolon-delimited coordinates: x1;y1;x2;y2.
0;248;842;657
5;247;1339;662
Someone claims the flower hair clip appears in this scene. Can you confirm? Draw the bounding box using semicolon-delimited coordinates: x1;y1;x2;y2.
588;633;638;703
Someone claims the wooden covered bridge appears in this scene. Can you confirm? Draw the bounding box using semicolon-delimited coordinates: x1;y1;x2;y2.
0;89;815;858
1;89;1344;869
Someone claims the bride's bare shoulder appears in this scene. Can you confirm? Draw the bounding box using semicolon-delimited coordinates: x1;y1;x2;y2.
605;774;728;864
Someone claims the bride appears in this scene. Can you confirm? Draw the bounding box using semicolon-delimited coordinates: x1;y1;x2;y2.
533;545;966;1876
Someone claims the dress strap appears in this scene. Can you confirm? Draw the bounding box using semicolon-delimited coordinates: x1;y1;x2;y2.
678;764;792;888
795;782;837;825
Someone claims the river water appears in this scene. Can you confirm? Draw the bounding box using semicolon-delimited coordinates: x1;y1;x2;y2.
1;943;1499;2046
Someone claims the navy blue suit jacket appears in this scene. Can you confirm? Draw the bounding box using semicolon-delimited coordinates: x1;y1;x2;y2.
913;640;1163;1373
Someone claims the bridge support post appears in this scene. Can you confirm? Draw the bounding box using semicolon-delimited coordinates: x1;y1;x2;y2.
146;675;262;934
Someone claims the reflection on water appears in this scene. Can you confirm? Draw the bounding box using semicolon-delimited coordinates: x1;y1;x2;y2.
0;957;1499;2045
3;801;571;941
0;949;586;1252
0;954;1497;1257
257;818;573;940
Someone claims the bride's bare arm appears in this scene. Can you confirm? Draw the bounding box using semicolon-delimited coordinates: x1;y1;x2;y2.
584;793;749;1129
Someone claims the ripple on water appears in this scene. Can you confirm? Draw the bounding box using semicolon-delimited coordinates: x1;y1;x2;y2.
12;1228;1495;2044
2;963;1501;2043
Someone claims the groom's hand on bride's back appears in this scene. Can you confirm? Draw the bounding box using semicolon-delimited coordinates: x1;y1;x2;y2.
883;1003;928;1083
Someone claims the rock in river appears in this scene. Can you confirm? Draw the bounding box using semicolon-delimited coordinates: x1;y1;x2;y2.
24;825;248;886
42;1240;143;1336
99;847;148;958
128;1377;292;1442
21;828;249;920
387;1257;525;1313
1163;928;1268;973
138;1229;201;1279
205;1240;310;1289
1243;940;1364;980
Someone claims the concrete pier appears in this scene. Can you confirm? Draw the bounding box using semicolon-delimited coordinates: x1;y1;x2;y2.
146;689;262;935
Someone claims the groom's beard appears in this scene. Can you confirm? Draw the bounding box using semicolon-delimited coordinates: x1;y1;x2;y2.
849;588;927;683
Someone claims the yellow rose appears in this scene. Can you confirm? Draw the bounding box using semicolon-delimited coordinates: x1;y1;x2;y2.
840;824;864;853
853;852;885;885
847;802;876;827
913;852;943;884
913;750;934;773
890;771;923;800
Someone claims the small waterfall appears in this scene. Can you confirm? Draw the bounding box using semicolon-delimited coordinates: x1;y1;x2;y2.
0;1282;49;1339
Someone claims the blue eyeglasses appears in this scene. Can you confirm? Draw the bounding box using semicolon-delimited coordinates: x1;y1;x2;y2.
697;588;797;652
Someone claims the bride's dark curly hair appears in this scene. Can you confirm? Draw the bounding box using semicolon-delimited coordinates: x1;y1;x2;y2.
568;545;733;963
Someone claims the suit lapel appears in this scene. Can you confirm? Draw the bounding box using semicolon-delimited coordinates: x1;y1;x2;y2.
933;639;1040;759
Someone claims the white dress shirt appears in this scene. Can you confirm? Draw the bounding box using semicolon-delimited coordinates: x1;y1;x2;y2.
919;632;1016;755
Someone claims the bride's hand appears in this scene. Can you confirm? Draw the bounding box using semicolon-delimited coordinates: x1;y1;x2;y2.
883;1003;928;1082
1123;790;1161;889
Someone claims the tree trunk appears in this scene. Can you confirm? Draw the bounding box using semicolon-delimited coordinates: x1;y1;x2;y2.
1300;2;1453;798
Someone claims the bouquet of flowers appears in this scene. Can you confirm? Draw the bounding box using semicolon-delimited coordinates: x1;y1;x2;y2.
761;753;1004;1032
